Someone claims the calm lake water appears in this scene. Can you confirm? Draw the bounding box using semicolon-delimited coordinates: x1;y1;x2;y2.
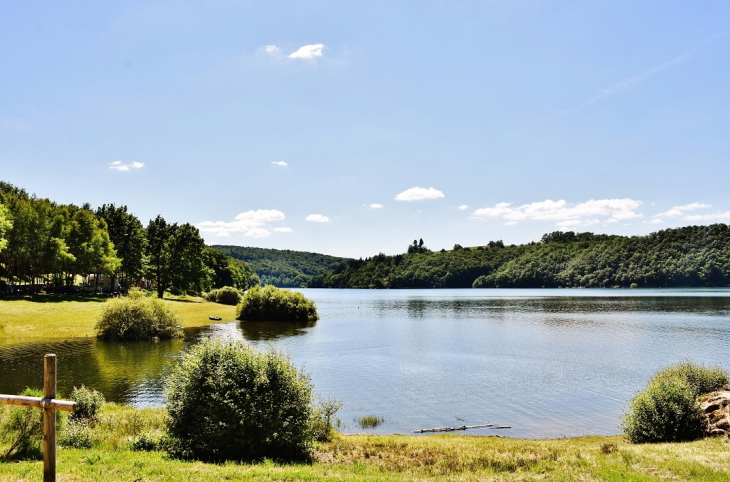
2;288;730;438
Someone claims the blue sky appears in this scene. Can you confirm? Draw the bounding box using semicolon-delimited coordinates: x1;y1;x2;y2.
1;1;729;258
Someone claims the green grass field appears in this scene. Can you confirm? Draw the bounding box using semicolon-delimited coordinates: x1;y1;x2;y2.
0;294;236;343
1;404;729;481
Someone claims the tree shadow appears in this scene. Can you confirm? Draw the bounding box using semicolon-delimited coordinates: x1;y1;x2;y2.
0;294;107;304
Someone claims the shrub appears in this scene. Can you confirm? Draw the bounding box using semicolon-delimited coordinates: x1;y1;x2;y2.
214;286;243;305
203;289;218;302
651;361;728;396
621;376;702;443
165;338;314;462
1;388;43;460
236;285;318;322
60;420;96;448
70;385;105;422
95;288;181;340
621;361;727;443
311;396;343;442
130;433;164;452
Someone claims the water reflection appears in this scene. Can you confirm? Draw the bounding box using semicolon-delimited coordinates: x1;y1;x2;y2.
237;320;317;341
2;289;730;438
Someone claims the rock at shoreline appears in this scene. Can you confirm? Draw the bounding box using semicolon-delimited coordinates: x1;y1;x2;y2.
699;385;730;437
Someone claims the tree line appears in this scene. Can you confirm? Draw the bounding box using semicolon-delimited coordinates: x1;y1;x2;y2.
0;181;258;296
308;226;730;289
213;245;350;287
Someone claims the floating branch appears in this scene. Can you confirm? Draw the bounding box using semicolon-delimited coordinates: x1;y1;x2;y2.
413;423;513;433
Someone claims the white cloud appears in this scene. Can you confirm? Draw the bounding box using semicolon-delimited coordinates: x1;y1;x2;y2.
289;44;324;60
109;160;144;172
395;187;445;202
274;227;293;233
648;219;663;224
265;45;281;56
197;209;288;238
458;205;469;211
505;221;518;226
272;161;288;167
683;211;730;222
472;198;643;227
370;204;383;209
306;214;330;223
656;202;711;217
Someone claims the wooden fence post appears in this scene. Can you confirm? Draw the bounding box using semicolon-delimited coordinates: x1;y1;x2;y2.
0;354;75;482
43;354;57;482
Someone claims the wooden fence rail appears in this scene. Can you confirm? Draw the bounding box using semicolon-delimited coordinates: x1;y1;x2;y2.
0;354;77;482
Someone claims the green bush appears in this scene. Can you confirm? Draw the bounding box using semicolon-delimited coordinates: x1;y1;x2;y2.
214;286;243;305
236;285;318;322
60;420;96;448
1;388;43;460
70;385;105;422
621;361;728;443
652;361;728;396
165;338;314;462
95;288;181;340
203;289;218;302
311;396;343;442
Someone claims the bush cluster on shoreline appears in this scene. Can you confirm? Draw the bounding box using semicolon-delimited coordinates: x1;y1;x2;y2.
236;285;318;322
204;286;243;305
622;361;729;443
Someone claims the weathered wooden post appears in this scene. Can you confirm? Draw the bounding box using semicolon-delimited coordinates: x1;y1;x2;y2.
0;354;76;482
43;354;57;482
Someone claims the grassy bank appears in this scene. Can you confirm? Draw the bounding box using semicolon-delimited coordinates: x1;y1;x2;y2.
2;404;730;481
0;295;236;343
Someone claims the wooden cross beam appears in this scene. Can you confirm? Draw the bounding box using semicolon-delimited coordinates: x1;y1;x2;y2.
0;354;76;482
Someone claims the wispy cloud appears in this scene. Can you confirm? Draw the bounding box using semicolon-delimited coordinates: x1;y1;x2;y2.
656;202;711;217
197;209;288;238
395;187;445;202
370;204;383;209
264;45;281;56
289;44;324;60
306;214;330;223
472;198;643;227
683;211;730;222
272;161;288;167
538;53;693;124
109;160;144;172
458;205;469;211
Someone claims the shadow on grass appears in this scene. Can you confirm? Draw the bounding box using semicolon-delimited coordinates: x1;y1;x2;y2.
163;298;203;304
0;294;108;304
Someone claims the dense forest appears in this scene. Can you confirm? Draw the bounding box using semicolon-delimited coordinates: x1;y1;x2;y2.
0;181;258;295
213;245;351;287
309;227;730;289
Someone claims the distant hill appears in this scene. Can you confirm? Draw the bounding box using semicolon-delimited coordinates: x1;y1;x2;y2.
308;225;730;289
212;245;352;287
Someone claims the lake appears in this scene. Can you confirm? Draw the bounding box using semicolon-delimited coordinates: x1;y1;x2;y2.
2;288;730;438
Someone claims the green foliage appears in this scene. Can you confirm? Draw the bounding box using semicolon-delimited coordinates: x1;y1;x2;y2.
203;246;259;291
70;385;106;422
621;376;702;443
60;420;97;448
130;433;164;452
213;245;350;287
95;288;181;340
0;202;11;253
621;361;728;443
96;203;148;287
356;415;384;429
147;216;212;298
651;361;728;397
311;396;343;442
312;225;730;289
1;388;43;460
236;285;318;322
205;286;243;305
165;339;314;462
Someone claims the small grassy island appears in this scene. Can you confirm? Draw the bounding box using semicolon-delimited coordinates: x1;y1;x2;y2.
236;285;319;322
